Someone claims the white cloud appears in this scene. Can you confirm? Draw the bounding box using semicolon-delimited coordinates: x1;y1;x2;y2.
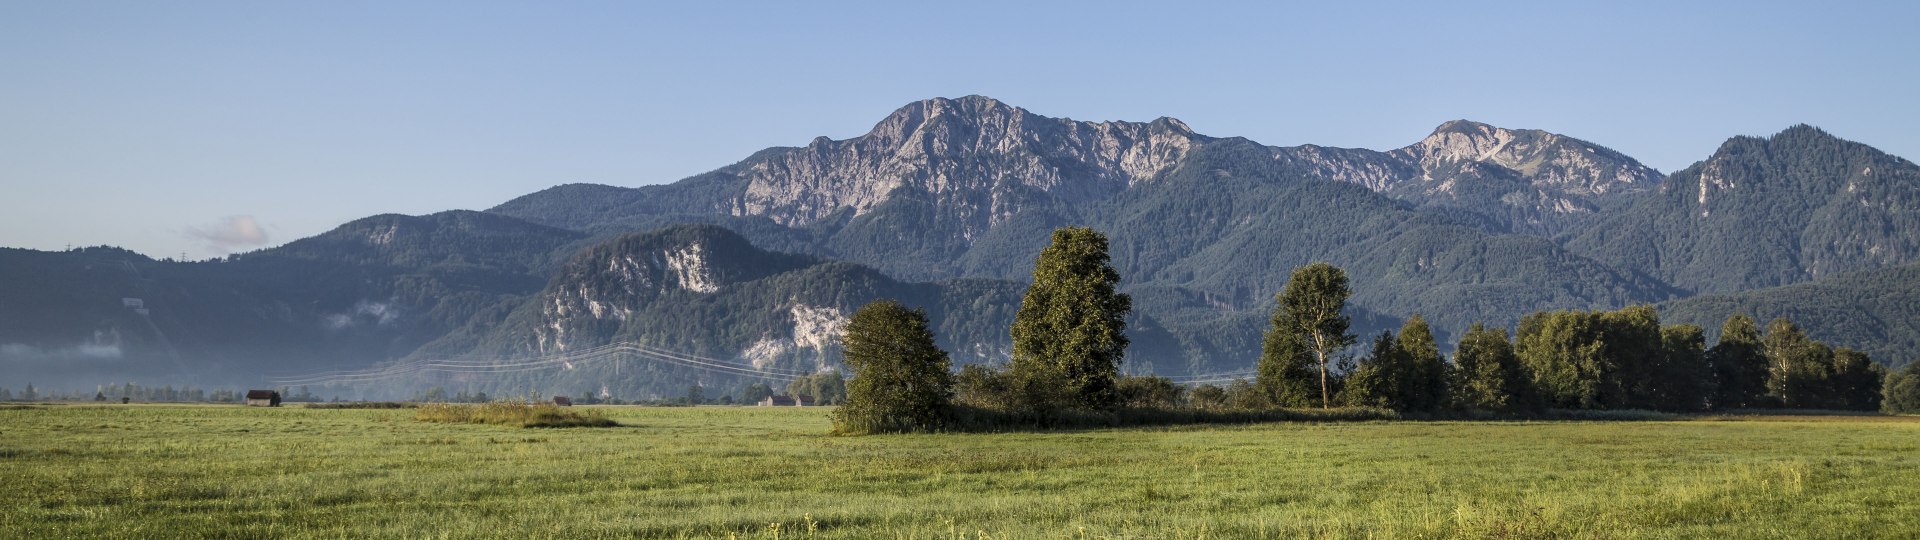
184;215;271;254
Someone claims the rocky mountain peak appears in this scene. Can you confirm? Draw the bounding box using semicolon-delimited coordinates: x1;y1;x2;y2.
734;96;1198;230
1398;120;1661;197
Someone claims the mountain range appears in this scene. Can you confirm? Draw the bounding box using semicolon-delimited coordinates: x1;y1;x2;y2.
5;95;1917;397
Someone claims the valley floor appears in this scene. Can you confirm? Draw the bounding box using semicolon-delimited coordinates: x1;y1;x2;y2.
2;404;1916;538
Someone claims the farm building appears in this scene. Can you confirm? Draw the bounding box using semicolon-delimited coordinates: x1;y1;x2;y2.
553;396;573;406
245;390;281;407
757;395;815;407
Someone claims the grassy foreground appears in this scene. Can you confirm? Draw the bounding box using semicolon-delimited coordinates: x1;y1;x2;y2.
1;405;1916;538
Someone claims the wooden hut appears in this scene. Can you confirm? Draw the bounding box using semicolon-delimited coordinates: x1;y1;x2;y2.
552;396;573;407
245;390;281;407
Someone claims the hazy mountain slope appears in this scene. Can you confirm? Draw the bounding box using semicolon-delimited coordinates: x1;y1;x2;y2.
1564;125;1920;293
398;225;1260;398
1660;263;1920;367
0;211;587;388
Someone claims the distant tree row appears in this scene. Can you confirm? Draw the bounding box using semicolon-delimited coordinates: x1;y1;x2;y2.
1252;263;1891;413
831;227;1919;434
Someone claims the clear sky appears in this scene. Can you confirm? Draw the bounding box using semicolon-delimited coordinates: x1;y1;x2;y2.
4;1;1916;258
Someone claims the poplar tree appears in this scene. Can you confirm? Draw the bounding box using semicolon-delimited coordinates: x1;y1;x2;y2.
1009;227;1131;410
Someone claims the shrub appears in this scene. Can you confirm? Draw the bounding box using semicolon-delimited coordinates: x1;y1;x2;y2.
1115;376;1183;408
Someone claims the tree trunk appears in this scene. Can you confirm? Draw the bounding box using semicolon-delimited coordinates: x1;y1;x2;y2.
1317;350;1330;409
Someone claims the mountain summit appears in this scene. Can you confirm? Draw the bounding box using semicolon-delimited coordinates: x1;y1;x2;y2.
1564;124;1920;293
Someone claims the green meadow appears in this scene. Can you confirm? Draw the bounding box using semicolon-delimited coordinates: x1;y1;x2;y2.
2;404;1916;539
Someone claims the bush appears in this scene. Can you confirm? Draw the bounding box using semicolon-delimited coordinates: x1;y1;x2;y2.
415;401;618;428
1115;376;1183;408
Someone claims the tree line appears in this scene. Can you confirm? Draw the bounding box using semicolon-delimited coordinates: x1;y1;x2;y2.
831;227;1920;434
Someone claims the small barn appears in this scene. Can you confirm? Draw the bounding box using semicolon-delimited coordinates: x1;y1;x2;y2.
552;396;573;407
757;395;815;407
245;390;281;407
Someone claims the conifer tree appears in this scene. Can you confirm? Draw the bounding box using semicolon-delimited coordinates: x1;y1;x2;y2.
833;299;954;433
1342;332;1402;409
1009;227;1131;410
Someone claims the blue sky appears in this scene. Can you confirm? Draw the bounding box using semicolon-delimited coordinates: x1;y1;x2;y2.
4;1;1916;258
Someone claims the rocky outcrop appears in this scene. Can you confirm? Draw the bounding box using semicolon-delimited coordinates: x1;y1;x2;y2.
731;96;1199;237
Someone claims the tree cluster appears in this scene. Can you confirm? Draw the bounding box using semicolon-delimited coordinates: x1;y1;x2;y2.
837;233;1899;435
1252;275;1890;413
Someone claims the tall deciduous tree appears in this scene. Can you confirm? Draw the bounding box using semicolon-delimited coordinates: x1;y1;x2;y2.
1827;348;1885;411
1708;314;1768;409
833;299;954;433
1655;324;1712;412
1451;323;1530;412
1764;318;1831;409
1884;361;1920;415
1517;310;1606;409
1009;227;1132;410
1397;315;1451;412
1256;312;1318;408
1600;305;1662;409
1270;263;1356;409
1343;317;1449;413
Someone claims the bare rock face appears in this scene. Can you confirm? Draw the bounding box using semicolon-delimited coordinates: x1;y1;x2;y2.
530;226;809;353
733;96;1198;235
721;98;1658;241
1395;120;1661;199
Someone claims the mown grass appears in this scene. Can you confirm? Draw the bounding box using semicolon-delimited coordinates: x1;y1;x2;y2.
303;401;414;409
414;401;618;428
1;404;1916;538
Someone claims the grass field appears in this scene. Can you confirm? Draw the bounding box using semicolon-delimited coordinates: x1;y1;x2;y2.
2;404;1916;538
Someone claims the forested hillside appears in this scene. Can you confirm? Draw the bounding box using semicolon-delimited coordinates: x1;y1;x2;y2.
1661;263;1920;367
1563;125;1920;293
